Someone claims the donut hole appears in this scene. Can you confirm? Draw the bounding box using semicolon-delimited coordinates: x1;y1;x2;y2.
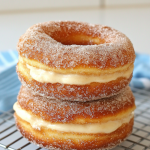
51;34;105;45
51;32;105;45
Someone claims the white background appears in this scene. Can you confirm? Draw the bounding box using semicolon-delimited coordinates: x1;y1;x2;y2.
0;0;150;54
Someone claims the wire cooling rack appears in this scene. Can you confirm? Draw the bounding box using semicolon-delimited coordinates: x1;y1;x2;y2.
0;87;150;150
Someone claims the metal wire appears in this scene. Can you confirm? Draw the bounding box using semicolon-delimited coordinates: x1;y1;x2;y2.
0;87;150;150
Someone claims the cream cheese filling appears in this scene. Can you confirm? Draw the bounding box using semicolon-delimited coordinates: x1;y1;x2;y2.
14;102;134;134
27;64;133;85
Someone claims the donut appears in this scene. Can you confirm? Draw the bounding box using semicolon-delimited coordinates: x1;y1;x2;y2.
16;21;135;101
13;86;136;150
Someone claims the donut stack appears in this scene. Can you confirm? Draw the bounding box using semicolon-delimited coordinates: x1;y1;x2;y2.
14;21;136;150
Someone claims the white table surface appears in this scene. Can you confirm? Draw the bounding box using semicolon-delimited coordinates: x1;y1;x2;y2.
0;6;150;54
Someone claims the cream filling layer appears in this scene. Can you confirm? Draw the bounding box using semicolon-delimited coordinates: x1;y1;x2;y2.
14;102;134;134
27;64;133;85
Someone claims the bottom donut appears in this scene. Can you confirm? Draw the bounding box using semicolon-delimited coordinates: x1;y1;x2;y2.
14;86;135;150
14;113;134;150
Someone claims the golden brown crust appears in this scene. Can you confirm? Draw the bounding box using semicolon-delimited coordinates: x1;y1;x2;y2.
17;62;133;101
17;86;135;123
20;56;134;75
17;21;135;70
14;113;134;150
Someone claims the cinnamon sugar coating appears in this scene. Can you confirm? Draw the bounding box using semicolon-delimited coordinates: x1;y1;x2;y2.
15;113;134;150
17;21;135;70
17;86;135;123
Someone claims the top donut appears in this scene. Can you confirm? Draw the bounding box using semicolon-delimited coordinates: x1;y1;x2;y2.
17;21;135;101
